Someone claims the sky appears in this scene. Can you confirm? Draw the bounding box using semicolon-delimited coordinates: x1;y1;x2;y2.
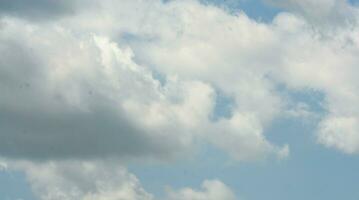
1;0;359;200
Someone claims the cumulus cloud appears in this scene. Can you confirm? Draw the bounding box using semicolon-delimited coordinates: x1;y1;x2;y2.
2;0;358;162
3;160;154;200
2;0;359;198
0;0;289;162
2;158;238;200
93;0;289;160
120;0;359;155
0;17;217;160
318;116;359;154
269;10;359;153
0;0;358;163
166;179;236;200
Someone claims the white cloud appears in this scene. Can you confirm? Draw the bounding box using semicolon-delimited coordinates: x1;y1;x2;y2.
166;179;236;200
208;112;286;161
4;159;153;200
2;0;359;199
0;17;217;160
269;9;359;153
0;0;359;182
0;0;289;162
318;116;359;154
86;0;288;160
2;159;239;200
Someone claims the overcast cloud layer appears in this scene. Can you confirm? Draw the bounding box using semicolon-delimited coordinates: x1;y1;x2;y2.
1;0;359;199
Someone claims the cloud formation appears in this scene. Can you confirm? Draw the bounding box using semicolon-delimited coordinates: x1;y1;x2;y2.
1;0;359;164
166;179;236;200
2;159;237;200
0;0;290;162
4;160;153;200
1;0;359;199
0;21;212;160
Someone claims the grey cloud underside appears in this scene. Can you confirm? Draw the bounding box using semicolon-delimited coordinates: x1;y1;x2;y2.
0;0;77;20
0;109;171;160
0;33;189;160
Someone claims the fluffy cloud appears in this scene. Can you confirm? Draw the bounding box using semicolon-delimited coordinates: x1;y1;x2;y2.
0;0;289;162
2;158;238;200
4;160;154;200
0;17;217;160
269;11;359;153
91;0;288;160
0;1;291;198
2;0;359;163
318;116;359;154
2;0;359;198
166;179;236;200
117;0;359;155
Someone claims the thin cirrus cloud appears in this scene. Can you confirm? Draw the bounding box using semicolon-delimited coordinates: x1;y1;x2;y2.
0;0;359;199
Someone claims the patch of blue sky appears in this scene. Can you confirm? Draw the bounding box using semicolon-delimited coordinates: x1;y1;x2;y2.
231;116;359;200
349;0;359;5
211;89;235;121
129;143;231;199
200;0;282;22
161;0;282;22
0;171;35;200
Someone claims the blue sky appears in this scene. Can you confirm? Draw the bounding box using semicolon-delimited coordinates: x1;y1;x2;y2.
1;0;359;200
201;0;281;20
